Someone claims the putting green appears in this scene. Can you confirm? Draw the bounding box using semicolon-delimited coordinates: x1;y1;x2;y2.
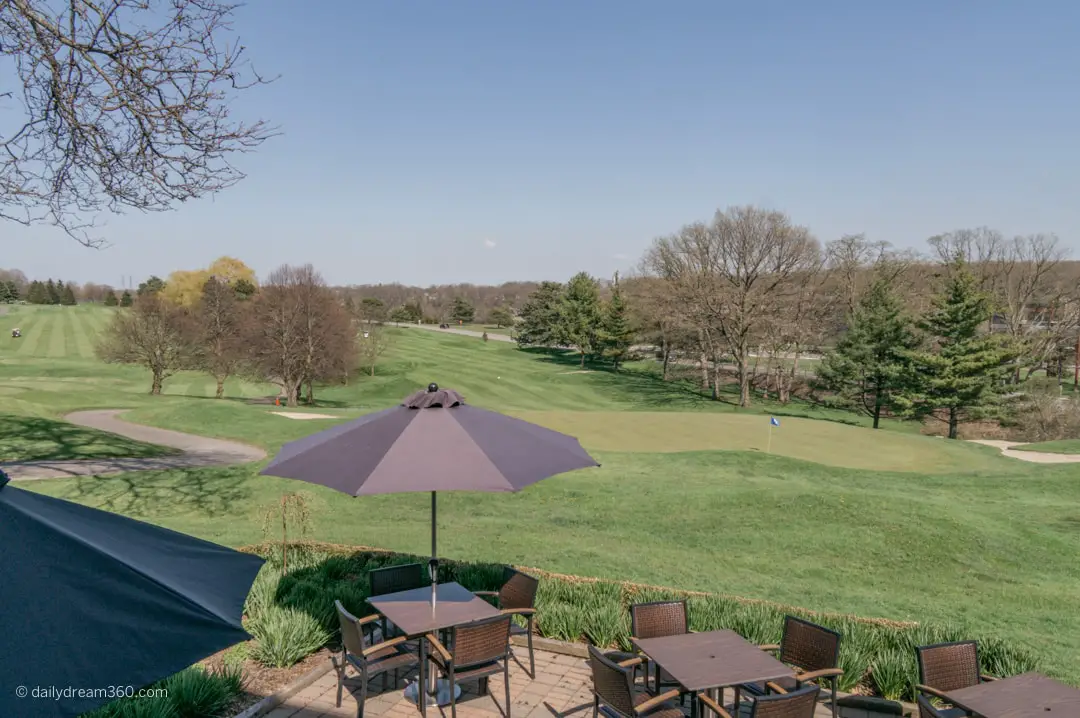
516;410;1007;473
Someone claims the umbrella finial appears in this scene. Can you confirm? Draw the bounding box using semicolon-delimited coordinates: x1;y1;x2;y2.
427;382;438;393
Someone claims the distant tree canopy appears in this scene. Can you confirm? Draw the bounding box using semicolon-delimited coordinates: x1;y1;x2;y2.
137;276;166;296
488;306;514;328
162;257;258;307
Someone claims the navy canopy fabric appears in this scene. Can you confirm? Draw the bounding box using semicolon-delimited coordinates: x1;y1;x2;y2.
0;475;264;718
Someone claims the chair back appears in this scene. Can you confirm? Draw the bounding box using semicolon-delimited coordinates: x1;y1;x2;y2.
630;599;688;639
450;615;513;669
587;645;637;718
916;640;980;693
499;567;539;612
750;684;820;718
369;562;425;597
779;616;841;673
915;695;944;718
335;600;367;657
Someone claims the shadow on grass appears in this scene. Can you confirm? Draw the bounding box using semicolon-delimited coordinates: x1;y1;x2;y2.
49;465;255;519
177;393;354;409
0;413;174;462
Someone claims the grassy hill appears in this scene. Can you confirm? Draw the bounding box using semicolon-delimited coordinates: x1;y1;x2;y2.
5;303;1080;680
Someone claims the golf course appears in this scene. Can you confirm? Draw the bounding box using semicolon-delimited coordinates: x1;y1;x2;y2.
3;304;1080;682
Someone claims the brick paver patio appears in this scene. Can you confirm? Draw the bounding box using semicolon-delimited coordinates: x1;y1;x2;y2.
260;646;836;718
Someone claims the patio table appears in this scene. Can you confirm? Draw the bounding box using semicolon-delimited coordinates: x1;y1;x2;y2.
368;581;501;711
944;672;1080;717
633;629;795;717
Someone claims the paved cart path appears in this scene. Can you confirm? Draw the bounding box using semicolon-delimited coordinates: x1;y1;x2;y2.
2;409;266;480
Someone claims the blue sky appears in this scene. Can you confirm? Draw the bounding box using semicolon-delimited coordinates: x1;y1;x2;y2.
5;0;1079;287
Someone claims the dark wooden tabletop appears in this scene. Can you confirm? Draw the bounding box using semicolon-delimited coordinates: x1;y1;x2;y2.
945;672;1080;717
632;630;794;693
367;581;501;637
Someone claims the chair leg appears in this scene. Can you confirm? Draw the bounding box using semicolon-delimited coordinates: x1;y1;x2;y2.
593;696;599;718
334;654;344;708
449;668;457;718
358;668;368;718
831;678;838;718
527;617;536;678
479;677;489;695
504;662;512;718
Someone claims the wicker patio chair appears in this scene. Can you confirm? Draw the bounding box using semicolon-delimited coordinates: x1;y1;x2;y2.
333;601;419;718
623;600;691;698
424;615;515;718
700;684;819;718
745;616;843;717
474;567;540;677
368;562;426;638
587;645;684;718
915;640;997;717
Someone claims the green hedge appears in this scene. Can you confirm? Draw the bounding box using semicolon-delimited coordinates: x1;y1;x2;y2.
81;665;244;718
242;543;1040;702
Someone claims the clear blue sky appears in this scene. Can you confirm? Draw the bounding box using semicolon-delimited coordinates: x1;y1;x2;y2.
6;0;1080;287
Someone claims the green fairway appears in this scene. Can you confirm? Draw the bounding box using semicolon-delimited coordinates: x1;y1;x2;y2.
1014;439;1080;455
4;304;1080;680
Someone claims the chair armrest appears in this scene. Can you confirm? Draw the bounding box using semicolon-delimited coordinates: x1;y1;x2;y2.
915;684;951;702
501;607;536;616
618;656;645;668
759;644;781;653
765;681;788;694
796;668;844;683
635;689;682;714
981;674;999;682
696;693;733;718
362;635;409;657
473;591;499;597
357;614;381;625
424;633;452;662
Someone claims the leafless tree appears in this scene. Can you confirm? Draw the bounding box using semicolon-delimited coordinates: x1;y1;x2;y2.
96;293;193;394
648;207;821;407
192;276;248;398
927;227;1008;292
358;322;391;377
0;1;275;244
247;264;355;407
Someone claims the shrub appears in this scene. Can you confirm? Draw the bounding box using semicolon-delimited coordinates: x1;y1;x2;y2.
249;606;332;668
236;543;1042;700
83;666;242;718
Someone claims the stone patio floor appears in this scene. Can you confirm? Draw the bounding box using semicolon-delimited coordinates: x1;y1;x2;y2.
260;646;837;718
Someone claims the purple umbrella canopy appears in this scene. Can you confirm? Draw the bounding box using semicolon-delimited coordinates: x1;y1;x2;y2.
260;384;599;604
261;385;599;496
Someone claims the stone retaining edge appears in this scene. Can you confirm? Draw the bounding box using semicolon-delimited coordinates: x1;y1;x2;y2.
231;658;335;718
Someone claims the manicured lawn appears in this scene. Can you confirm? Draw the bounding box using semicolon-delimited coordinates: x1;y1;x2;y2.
1014;439;1080;455
458;322;514;336
5;304;1080;681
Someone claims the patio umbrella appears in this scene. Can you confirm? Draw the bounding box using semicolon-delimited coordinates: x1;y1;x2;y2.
260;383;599;605
0;473;264;718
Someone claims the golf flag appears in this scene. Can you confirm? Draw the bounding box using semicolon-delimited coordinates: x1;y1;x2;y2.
770;417;780;427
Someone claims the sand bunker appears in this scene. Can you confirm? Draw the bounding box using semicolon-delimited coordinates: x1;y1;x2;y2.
271;412;338;420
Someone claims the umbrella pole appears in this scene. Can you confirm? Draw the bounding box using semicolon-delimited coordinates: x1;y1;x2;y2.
430;491;437;609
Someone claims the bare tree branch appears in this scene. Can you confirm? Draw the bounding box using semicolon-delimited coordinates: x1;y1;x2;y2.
0;0;276;244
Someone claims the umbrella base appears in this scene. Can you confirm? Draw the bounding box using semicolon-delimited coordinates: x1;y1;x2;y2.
404;679;461;707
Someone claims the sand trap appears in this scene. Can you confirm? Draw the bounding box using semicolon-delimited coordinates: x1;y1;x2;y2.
271;412;338;420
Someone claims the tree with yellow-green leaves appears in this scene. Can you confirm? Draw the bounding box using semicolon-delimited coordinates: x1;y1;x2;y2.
162;257;258;306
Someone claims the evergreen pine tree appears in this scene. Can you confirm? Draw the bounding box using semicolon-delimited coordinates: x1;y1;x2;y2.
119;290;133;307
515;282;566;347
894;256;1016;439
26;280;47;304
815;279;920;428
562;272;602;367
597;273;635;371
60;284;77;306
103;290;119;306
449;296;476;324
0;282;11;303
45;278;59;304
